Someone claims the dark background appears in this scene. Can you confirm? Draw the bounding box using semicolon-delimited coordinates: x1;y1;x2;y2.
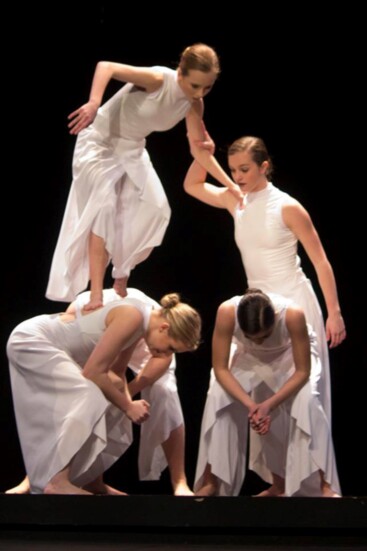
1;3;365;496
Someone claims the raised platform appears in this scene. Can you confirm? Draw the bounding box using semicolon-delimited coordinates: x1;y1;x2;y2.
0;495;366;548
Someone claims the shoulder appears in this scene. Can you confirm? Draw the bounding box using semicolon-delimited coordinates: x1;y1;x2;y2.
106;302;145;325
126;288;158;307
216;298;237;326
285;304;307;332
151;66;175;82
282;196;312;228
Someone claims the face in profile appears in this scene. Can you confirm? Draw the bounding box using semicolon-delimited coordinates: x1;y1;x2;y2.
146;324;188;358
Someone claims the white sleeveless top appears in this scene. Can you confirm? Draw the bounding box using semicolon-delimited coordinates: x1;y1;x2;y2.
93;66;192;141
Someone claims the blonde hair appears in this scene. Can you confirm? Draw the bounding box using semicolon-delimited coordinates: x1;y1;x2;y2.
228;136;273;179
179;43;220;76
159;293;202;350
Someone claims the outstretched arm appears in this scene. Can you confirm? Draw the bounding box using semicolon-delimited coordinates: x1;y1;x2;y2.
185;103;243;202
283;201;346;348
68;62;164;135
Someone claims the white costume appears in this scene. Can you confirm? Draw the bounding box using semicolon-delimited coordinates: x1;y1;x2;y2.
76;288;184;481
7;288;182;493
233;182;331;420
194;293;340;497
46;67;191;302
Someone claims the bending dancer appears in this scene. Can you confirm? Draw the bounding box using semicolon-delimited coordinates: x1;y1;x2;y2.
7;289;201;494
46;43;242;310
194;289;341;497
184;134;345;423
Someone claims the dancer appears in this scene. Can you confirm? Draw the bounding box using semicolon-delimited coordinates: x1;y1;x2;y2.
7;289;201;494
46;43;242;310
194;289;341;497
184;133;345;422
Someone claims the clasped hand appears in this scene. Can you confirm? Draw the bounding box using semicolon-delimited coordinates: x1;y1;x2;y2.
248;403;271;435
126;399;150;424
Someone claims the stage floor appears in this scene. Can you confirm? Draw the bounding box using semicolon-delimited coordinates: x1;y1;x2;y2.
0;495;366;550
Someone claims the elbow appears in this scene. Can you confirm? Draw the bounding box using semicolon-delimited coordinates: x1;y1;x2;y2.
82;367;103;386
299;369;310;388
183;177;192;195
82;368;96;383
137;375;154;389
192;147;210;163
97;60;109;71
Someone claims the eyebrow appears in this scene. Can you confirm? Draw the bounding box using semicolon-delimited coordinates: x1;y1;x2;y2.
229;164;250;170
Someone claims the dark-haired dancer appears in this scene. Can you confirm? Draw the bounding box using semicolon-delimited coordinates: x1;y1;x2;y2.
194;289;340;497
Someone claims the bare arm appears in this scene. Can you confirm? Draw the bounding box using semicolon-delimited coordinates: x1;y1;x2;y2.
283;201;346;348
262;307;311;415
251;307;311;435
183;145;238;214
68;62;164;135
128;356;172;397
212;302;257;413
185;104;243;202
82;306;150;422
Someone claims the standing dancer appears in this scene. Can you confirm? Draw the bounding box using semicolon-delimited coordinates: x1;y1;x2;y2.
184;133;346;425
46;44;242;310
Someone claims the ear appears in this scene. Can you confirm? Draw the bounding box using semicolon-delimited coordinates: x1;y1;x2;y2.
260;160;269;175
159;322;170;332
177;67;182;80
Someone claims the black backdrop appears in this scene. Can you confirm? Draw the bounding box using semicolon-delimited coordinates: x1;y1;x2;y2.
1;3;365;496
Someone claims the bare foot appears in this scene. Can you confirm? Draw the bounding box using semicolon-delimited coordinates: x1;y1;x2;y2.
5;478;30;494
321;487;341;498
83;295;103;311
173;482;194;496
44;481;93;495
194;483;217;497
113;277;128;298
254;485;285;497
83;481;128;495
